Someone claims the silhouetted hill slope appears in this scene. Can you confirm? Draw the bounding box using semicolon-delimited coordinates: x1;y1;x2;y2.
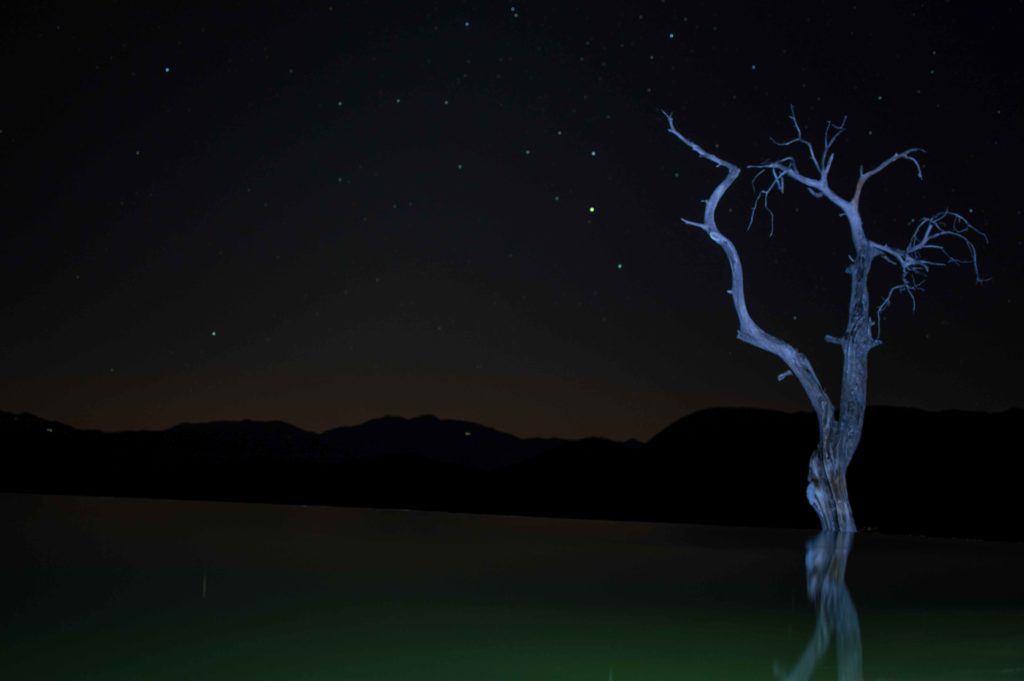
627;407;821;527
320;414;565;470
160;420;323;462
497;437;635;518
848;406;1022;540
615;406;1022;540
0;411;531;504
1;407;1021;540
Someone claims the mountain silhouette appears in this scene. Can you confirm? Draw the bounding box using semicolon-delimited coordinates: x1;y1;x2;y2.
1;407;1020;540
320;414;565;470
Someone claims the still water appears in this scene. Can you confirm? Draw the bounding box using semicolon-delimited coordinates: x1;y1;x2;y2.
1;493;1021;680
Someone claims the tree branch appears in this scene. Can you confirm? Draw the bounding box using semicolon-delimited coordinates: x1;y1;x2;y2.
749;157;852;215
869;210;988;336
663;110;835;431
662;110;736;171
748;107;865;256
852;149;924;206
769;106;822;173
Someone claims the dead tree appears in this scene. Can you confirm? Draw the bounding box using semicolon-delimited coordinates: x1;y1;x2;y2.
663;108;986;532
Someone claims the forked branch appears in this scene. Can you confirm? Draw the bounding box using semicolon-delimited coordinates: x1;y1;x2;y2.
662;111;835;431
750;108;924;243
751;109;853;228
871;210;988;334
853;149;924;206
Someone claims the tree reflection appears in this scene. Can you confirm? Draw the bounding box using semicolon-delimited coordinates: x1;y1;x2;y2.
775;532;862;681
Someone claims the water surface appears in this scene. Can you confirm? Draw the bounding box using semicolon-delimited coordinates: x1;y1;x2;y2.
1;493;1021;679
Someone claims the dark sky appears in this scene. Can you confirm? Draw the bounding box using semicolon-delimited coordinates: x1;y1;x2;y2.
2;2;1021;441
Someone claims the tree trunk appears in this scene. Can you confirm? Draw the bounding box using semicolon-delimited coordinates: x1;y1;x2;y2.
807;433;856;532
807;246;874;533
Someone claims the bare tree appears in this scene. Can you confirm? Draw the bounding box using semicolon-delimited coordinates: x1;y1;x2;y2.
663;108;986;532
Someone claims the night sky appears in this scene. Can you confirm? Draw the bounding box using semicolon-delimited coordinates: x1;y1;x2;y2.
2;2;1021;441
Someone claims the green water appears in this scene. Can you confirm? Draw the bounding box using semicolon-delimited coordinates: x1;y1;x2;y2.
1;493;1021;680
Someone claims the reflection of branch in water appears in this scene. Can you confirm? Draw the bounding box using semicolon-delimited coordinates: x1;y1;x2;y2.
774;532;862;681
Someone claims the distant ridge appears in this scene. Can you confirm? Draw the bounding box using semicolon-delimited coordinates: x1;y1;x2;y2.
1;407;1021;541
320;413;566;470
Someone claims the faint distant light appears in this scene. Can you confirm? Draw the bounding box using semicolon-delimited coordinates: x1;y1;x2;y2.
590;150;597;156
668;32;675;39
751;64;757;70
164;66;171;73
464;431;472;436
464;20;470;27
616;263;623;270
588;206;596;213
211;331;217;337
